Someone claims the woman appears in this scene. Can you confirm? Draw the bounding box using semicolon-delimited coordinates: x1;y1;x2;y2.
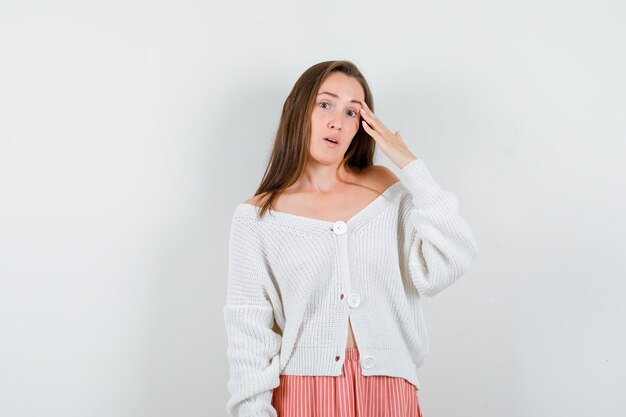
223;60;479;417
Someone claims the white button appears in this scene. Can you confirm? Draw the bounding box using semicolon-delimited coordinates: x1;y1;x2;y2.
361;355;375;369
347;293;361;308
332;221;347;235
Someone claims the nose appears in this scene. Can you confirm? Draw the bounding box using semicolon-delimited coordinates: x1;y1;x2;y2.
328;118;342;131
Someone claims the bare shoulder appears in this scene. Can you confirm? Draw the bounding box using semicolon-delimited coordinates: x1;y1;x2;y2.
241;165;399;207
365;164;401;190
242;194;264;206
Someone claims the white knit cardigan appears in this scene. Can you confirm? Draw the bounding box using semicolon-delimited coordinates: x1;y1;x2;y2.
223;158;479;417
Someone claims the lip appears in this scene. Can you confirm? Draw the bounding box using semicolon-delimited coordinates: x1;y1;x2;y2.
322;136;339;147
323;134;340;144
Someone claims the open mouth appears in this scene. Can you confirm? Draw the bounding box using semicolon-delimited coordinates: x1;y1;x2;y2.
324;137;338;144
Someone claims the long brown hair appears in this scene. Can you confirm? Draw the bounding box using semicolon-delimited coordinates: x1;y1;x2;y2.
253;60;378;219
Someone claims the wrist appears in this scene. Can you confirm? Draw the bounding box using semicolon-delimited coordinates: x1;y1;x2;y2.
398;154;418;170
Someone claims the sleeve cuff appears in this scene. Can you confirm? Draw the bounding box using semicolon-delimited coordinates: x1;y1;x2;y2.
400;158;439;192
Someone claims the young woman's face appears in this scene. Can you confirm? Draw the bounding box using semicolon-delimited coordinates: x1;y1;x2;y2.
309;72;365;164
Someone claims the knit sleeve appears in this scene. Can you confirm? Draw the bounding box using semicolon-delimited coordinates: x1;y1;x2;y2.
223;213;282;417
400;158;479;297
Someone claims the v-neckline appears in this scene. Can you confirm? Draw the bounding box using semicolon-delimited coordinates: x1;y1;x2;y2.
237;181;403;228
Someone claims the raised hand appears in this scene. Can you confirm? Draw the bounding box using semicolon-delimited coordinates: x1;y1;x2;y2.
359;100;418;169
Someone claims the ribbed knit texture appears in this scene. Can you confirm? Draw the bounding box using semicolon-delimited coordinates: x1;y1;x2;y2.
223;158;479;417
271;347;423;417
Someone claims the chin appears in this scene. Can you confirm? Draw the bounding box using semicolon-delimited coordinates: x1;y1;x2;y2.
309;153;342;165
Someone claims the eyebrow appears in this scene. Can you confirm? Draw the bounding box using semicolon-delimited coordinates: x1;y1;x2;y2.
317;91;363;105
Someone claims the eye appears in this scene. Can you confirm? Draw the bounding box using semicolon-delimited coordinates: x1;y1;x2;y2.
318;101;357;117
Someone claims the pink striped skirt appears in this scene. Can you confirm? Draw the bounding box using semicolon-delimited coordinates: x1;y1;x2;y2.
271;347;423;417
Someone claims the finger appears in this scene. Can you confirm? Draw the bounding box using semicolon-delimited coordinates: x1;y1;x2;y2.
361;101;383;126
360;107;392;137
359;107;379;127
361;120;379;141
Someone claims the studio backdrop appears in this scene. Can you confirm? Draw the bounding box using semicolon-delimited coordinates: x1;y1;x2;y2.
0;1;624;416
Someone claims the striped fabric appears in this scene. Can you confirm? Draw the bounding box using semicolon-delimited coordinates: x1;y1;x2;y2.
271;347;423;417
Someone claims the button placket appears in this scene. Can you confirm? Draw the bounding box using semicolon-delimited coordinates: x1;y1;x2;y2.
347;293;361;308
332;220;347;235
331;220;354;363
361;355;375;369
